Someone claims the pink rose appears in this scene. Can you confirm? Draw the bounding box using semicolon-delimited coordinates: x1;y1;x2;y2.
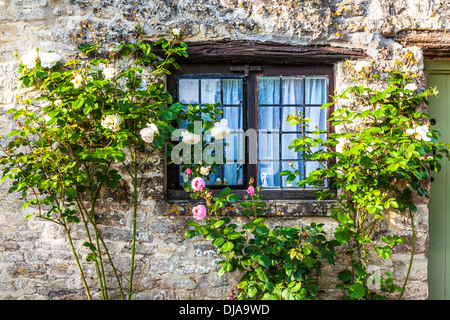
192;205;207;220
247;186;255;195
191;177;206;191
186;168;193;176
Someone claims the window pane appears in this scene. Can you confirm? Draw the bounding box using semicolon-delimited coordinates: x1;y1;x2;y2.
222;107;243;130
207;167;222;185
201;79;221;104
258;77;280;105
282;107;302;132
281;77;304;105
305;161;323;187
179;79;199;104
281;160;302;188
258;107;280;131
282;134;302;160
225;133;244;163
305;78;327;105
223;79;243;105
224;163;244;186
304;106;327;131
258;161;280;188
258;133;279;160
305;133;327;153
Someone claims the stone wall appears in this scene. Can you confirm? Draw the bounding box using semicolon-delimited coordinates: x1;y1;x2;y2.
0;0;449;300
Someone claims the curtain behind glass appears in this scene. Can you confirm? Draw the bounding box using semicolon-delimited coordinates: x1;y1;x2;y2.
257;76;327;188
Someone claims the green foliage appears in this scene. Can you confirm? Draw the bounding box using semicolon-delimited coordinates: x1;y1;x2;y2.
284;63;450;299
1;30;189;300
185;178;339;300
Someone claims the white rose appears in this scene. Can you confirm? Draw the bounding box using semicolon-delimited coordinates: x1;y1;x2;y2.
199;166;210;176
406;124;430;142
140;123;159;143
54;99;63;107
404;83;418;91
172;28;181;36
181;131;201;144
22;49;39;69
43;115;52;123
211;119;231;140
103;67;115;79
40;51;61;68
101;114;123;132
71;73;84;88
354;61;371;73
140;127;155;143
147;123;159;135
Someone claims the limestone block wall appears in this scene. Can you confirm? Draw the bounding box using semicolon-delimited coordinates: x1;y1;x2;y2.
0;0;448;300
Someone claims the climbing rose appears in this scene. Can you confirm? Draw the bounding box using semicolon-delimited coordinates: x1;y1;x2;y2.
192;205;207;220
186;168;193;176
103;67;115;79
172;28;181;36
140;127;155;143
22;49;38;69
140;123;159;143
191;177;206;191
247;186;255;195
101;114;123;132
181;131;201;144
199;166;211;176
211;119;231;140
71;73;84;88
406;124;431;142
354;61;371;73
39;51;61;68
404;83;418;91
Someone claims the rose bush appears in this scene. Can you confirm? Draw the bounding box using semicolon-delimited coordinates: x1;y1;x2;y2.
184;163;339;299
1;27;191;300
283;62;450;299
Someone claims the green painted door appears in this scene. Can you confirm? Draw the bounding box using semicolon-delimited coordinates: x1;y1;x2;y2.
426;61;450;300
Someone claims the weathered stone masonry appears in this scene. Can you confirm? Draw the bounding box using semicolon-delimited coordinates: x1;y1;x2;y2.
0;0;449;300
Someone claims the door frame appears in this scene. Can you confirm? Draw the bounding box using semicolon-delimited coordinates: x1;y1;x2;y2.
425;60;450;300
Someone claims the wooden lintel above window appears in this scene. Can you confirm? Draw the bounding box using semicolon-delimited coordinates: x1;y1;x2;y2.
387;31;450;59
155;39;367;65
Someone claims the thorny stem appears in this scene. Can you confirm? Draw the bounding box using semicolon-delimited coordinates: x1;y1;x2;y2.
128;137;139;300
76;196;125;300
75;198;107;300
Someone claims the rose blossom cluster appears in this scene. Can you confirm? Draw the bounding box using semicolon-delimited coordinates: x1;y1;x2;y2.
21;48;61;69
101;114;123;132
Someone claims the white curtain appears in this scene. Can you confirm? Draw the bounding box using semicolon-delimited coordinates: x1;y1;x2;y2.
257;76;327;188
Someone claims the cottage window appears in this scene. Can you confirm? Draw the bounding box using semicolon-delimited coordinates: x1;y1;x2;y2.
166;64;335;200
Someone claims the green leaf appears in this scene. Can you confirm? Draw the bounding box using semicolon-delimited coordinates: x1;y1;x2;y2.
213;220;225;228
226;194;239;202
259;255;271;268
257;270;269;283
334;227;351;243
221;241;234;252
8;130;20;138
349;283;366;299
228;232;242;240
219;187;231;198
212;237;225;247
338;270;353;283
72;97;85;110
